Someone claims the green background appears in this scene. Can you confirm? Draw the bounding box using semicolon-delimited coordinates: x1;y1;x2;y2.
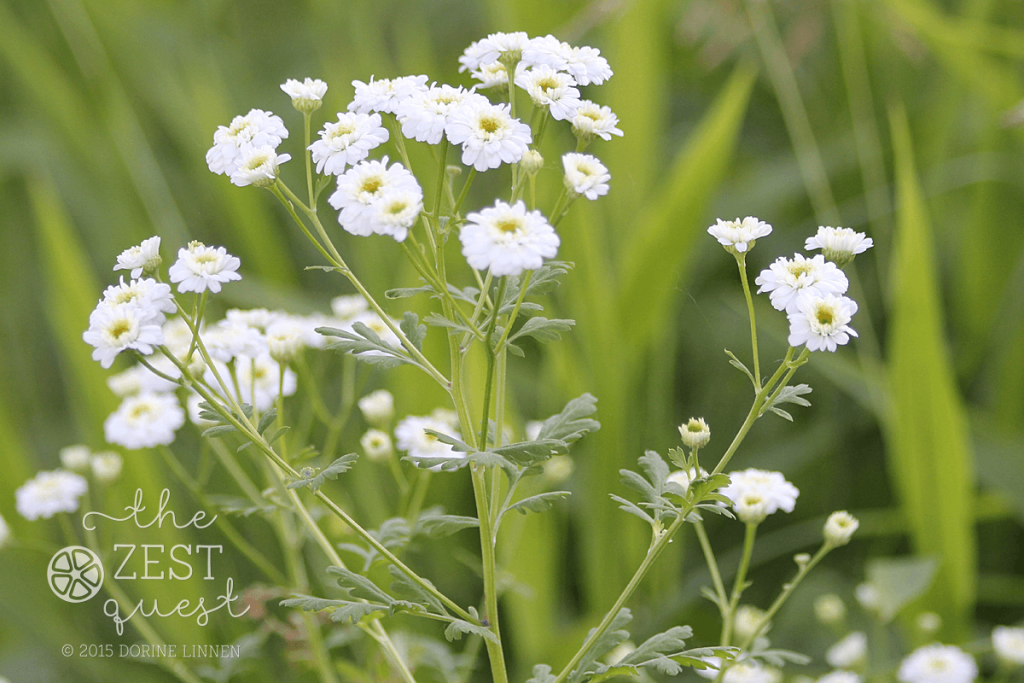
1;0;1024;680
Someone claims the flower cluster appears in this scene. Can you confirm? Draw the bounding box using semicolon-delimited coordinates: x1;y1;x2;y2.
206;108;291;186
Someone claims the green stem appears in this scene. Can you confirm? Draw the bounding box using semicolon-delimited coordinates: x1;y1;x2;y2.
736;253;762;388
304;111;315;207
452;168;477;219
492;271;532;352
478;278;508;449
470;465;509;683
694;520;728;616
720;523;759;649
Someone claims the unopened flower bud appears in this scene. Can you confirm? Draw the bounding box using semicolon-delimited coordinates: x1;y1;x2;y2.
91;451;123;484
281;78;327;114
814;594;846;626
360;429;393;462
358;390;394;427
805;226;873;268
679;417;711;449
735;491;768;525
824;511;859;547
520;150;544;176
59;445;92;472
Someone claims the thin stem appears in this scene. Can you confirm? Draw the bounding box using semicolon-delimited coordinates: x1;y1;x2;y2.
433;138;450;222
478;278;508;449
470;465;509;683
492;271;532;352
452;168;477;219
720;523;759;648
694;520;728;616
736;253;762;388
304;111;315;207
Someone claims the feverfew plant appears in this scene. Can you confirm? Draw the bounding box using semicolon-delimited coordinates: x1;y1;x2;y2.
4;28;1015;683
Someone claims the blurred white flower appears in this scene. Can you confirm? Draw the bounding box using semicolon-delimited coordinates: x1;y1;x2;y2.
721;468;799;521
105;392;185;449
665;467;707;495
993;626;1024;666
898;644;977;683
168;242;242;294
310;112;389;175
815;594;847;625
395;415;462;470
206;109;288;176
59;445;92;472
787;293;858;352
471;62;513;89
204;320;266;363
266;319;307;363
805;226;873;267
331;295;369;321
708;217;773;255
827;632;867;669
824;511;859;547
855;583;880;612
523;35;613;85
460;200;559;276
361;429;393;462
90;451;123;484
562;153;610;200
755;254;849;313
281;77;327;113
348;75;428;115
734;605;769;642
113;236;161;279
445;101;532;172
16;470;88;520
818;673;861;683
0;512;9;548
359;389;395;427
225;308;278;333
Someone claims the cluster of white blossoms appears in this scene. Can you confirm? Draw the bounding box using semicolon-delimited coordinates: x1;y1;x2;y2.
328;157;423;242
709;219;872;353
59;444;123;484
898;644;977;683
206;108;291;187
15;470;88;521
720;468;799;524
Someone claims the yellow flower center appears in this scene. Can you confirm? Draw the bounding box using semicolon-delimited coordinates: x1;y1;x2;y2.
478;115;502;134
496;218;521;233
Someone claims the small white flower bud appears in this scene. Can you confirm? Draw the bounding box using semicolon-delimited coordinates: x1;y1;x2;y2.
358;390;394;427
360;429;393;462
281;78;327;114
916;612;941;634
734;605;768;642
805;226;873;268
91;451;123;484
993;626;1024;666
520;149;544;176
735;491;768;525
827;631;867;669
855;583;880;612
679;417;711;449
794;553;811;568
59;445;92;472
814;594;846;625
824;511;859;547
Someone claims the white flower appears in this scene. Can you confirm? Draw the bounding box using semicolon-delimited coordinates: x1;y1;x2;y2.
445;101;532;172
898;644;977;683
917;612;942;633
815;594;847;625
471;62;513;89
571;101;623;141
100;276;176;324
204;320;267;362
526;420;544;441
819;673;861;683
721;469;799;521
476;31;531;65
805;226;873;266
105;392;185;449
229;145;291;188
90;451;123;483
395;415;462;469
431;407;461;432
359;389;395;427
16;470;88;520
83;305;164;369
329;157;422;237
787;293;859;352
310;112;389;175
106;358;180;396
679;417;711;449
225;308;278;332
520;149;544;175
266;319;307;363
168;241;242;294
281;77;328;112
206;109;288;176
755;254;849;313
460;200;559;276
372;190;423;242
523;35;613;85
459;39;492;73
544;457;575;483
232;354;298;411
827;632;868;669
855;583;880;612
735;605;769;642
361;429;393;462
665;467;707;494
698;661;780;683
331;295;369;320
708;216;773;254
348;75;429;115
562;153;610;200
161;316;195;359
59;445;92;471
515;66;581;121
0;513;9;548
993;626;1024;666
824;511;859;547
398;85;489;145
113;236;162;278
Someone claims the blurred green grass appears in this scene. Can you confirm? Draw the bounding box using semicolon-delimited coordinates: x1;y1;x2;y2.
2;0;1024;680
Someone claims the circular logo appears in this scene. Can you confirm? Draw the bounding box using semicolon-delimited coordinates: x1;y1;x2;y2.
48;546;104;603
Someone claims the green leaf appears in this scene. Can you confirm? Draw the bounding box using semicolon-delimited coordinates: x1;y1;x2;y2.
256;408;277;435
386;286;434;299
401;311;427;351
724;349;757;388
526;664;557;683
761;384;812;420
286;454;358;493
317;324;415;369
205;494;276;518
417;513;480;538
508;491;571;515
202;424;238;439
537;393;601;444
280;594;388;624
444;619;498;644
887;107;976;634
388;565;446;615
569;608;632;683
327;566;393;604
507;317;575;345
599;625;694;676
865;556;938;623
